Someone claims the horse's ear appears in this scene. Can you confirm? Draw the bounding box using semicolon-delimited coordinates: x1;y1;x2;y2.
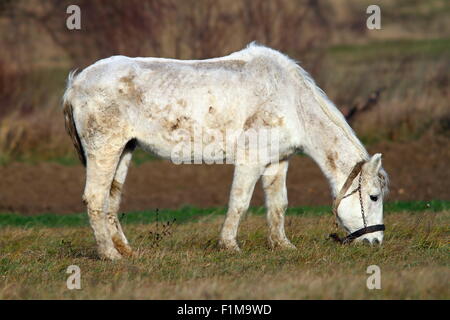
368;153;382;174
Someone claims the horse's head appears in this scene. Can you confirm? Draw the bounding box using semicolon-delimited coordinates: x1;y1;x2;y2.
333;154;389;245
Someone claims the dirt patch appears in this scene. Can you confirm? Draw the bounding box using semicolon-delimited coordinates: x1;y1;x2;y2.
0;135;449;215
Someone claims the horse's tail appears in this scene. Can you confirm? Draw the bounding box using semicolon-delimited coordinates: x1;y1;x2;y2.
63;70;86;167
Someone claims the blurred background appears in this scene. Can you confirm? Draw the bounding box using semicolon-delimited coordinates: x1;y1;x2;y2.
0;0;449;214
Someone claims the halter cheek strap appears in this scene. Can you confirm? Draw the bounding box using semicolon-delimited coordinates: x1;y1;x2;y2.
332;161;365;220
329;160;385;244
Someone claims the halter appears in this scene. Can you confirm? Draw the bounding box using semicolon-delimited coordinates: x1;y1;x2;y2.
329;160;385;244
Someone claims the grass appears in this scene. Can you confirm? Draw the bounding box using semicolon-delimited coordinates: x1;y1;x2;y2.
0;200;449;228
328;38;450;62
0;206;448;299
0;149;160;167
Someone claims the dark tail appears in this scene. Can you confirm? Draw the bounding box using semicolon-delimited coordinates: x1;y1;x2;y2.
63;71;86;166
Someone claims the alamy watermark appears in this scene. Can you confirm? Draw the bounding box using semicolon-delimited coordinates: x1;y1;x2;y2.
66;5;81;30
67;4;381;31
366;265;381;290
169;127;283;175
66;265;81;290
366;5;381;30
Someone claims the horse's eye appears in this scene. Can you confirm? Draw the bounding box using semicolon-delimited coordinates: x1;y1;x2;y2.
370;195;378;202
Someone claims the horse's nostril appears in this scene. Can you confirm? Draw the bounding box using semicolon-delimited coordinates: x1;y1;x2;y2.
372;238;380;245
362;238;371;245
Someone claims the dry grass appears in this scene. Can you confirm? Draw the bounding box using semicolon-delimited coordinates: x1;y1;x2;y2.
321;41;450;143
0;211;448;299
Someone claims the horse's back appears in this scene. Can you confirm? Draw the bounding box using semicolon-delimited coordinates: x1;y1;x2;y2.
65;47;299;163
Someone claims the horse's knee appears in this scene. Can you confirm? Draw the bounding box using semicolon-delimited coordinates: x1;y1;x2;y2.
234;204;250;213
82;188;105;212
267;199;287;215
267;206;284;221
272;200;287;212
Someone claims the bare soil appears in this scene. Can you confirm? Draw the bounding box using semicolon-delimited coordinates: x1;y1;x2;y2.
0;135;448;215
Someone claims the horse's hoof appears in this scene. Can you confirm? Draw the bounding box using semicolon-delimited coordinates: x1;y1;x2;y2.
98;247;123;260
218;240;241;252
269;239;297;250
281;243;297;250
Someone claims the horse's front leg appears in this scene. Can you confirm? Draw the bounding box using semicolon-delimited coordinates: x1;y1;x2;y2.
262;160;296;249
219;164;262;251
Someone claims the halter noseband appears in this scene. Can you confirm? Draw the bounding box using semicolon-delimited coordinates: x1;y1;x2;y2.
329;160;385;244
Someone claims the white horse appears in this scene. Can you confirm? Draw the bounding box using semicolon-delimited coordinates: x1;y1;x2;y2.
63;43;388;260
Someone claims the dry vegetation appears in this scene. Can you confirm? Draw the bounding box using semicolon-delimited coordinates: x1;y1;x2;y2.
0;0;449;163
0;211;448;299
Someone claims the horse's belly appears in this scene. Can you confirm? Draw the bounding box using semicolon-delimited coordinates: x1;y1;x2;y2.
134;113;294;165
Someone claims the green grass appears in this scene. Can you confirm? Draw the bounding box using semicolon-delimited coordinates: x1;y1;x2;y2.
0;148;161;167
1;200;448;229
131;149;160;166
328;38;450;62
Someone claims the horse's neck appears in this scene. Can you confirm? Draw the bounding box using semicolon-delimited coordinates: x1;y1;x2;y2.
300;110;367;197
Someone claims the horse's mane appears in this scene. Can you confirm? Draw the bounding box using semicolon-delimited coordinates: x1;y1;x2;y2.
288;59;391;196
240;42;369;160
291;64;369;160
289;60;392;195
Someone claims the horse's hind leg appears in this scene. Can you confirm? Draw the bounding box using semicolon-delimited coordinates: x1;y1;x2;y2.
106;141;136;257
262;160;296;249
83;145;124;260
219;165;262;251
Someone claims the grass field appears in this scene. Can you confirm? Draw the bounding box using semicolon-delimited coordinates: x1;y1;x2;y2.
0;201;448;299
